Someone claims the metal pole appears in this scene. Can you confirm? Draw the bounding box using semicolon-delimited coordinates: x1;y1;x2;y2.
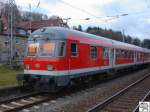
7;0;10;64
10;1;13;64
122;29;125;42
29;3;31;35
8;0;15;65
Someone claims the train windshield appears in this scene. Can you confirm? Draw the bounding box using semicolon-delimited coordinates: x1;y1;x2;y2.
27;43;39;56
27;39;65;57
39;41;56;56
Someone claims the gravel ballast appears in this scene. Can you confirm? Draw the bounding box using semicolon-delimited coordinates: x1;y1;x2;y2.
20;68;150;112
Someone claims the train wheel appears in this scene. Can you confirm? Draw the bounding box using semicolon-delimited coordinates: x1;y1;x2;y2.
48;79;61;93
22;80;35;91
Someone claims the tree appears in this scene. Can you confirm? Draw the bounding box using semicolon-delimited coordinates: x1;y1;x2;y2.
86;27;92;32
1;3;21;22
85;26;142;46
77;25;82;31
21;11;49;21
132;38;141;46
0;3;21;32
72;26;78;30
141;39;150;49
125;36;132;44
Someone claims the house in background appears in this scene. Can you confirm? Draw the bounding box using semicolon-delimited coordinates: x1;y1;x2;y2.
17;16;69;34
0;15;69;64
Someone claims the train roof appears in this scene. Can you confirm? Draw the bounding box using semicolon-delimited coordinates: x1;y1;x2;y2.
31;27;150;52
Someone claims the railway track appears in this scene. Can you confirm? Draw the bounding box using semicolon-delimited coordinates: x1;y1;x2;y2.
0;86;20;95
0;68;149;112
87;73;150;112
0;92;55;112
133;90;150;112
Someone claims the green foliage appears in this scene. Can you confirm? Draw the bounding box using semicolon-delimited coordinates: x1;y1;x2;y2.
0;65;20;87
86;26;126;42
77;25;82;31
22;11;48;21
85;26;150;49
141;39;150;49
132;38;141;46
1;3;22;22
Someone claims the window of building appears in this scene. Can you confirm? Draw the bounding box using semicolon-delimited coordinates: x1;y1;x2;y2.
90;46;97;59
71;43;77;56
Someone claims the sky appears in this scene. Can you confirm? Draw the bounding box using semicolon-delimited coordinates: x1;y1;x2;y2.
6;0;150;40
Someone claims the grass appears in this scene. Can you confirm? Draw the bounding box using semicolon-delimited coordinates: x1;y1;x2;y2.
0;65;22;88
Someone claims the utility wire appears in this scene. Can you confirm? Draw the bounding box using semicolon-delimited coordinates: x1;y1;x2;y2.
59;0;150;22
59;0;108;21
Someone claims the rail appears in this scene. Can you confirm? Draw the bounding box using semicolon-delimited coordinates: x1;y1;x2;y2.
86;73;150;112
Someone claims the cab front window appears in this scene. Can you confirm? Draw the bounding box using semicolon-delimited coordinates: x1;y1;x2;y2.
39;41;56;56
27;43;39;56
27;36;66;57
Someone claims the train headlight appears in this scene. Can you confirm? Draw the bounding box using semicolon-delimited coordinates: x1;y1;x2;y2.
26;64;30;70
47;65;53;71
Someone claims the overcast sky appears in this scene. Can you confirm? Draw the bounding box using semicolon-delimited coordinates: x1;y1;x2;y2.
12;0;150;40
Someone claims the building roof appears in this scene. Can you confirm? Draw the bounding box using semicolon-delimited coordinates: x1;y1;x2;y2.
16;18;68;30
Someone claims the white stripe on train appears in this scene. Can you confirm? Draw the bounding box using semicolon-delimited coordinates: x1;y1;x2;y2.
24;61;150;76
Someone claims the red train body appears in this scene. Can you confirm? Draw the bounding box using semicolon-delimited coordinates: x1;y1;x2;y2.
19;27;150;91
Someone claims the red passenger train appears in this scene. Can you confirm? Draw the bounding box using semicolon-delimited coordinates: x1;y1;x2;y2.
18;27;150;91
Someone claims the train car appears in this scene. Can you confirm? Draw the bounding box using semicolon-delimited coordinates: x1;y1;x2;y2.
17;27;150;91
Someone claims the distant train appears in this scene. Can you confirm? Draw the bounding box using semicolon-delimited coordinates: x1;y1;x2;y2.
17;27;150;91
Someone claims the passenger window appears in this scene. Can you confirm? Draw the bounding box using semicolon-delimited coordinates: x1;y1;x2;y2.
71;43;77;56
90;46;97;59
57;42;65;56
103;47;109;59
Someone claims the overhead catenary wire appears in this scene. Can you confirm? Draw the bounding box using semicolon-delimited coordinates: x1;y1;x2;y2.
59;0;117;22
59;0;101;19
59;0;150;22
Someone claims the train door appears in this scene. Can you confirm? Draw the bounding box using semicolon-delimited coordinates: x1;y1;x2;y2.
109;48;115;67
68;41;79;74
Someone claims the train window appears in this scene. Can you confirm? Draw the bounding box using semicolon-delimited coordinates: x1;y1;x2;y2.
57;42;65;57
125;51;128;58
71;43;78;56
90;46;97;59
103;47;109;59
40;41;55;56
127;51;131;59
27;43;39;56
121;50;125;58
137;52;140;59
116;49;122;58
